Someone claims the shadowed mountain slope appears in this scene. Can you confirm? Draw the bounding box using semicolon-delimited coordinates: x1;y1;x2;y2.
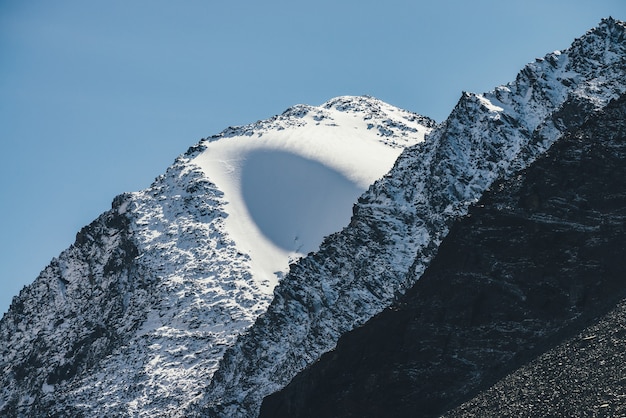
260;93;626;417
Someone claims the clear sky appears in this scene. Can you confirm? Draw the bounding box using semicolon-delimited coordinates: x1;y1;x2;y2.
1;0;624;315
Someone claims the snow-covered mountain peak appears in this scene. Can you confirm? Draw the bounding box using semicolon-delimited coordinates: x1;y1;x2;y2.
0;95;434;417
432;17;626;185
3;19;624;418
574;16;625;61
323;95;424;120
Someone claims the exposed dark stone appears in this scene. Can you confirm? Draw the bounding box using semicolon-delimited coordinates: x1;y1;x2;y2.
445;297;626;417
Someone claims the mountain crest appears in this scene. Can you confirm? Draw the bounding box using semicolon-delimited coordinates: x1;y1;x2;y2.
210;95;436;145
262;90;626;418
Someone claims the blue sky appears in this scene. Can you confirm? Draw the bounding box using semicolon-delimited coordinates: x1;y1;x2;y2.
1;0;623;315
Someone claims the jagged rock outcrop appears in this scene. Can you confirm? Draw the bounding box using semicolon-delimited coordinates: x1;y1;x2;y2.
200;18;626;417
0;195;144;416
442;93;626;418
260;90;626;418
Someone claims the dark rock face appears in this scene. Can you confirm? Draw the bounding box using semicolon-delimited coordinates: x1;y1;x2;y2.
260;94;626;418
445;298;626;417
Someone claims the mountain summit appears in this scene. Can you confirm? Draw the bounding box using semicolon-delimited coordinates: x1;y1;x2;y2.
194;95;434;289
0;96;433;416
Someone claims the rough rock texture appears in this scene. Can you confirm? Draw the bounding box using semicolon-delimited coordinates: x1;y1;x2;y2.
445;299;626;417
444;95;626;418
260;92;626;418
200;18;626;418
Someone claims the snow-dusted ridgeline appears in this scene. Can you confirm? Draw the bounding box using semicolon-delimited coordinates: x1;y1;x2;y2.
0;96;433;416
261;90;626;418
199;18;626;418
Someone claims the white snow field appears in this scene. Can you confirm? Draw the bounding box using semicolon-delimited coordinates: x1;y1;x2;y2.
193;96;433;291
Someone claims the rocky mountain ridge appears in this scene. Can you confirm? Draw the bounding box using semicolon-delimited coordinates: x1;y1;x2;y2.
198;17;626;417
0;17;624;418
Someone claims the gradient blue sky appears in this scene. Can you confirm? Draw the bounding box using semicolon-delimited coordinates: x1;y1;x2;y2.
1;1;623;315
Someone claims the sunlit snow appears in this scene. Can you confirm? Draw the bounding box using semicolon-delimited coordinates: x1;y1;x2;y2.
193;98;430;290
